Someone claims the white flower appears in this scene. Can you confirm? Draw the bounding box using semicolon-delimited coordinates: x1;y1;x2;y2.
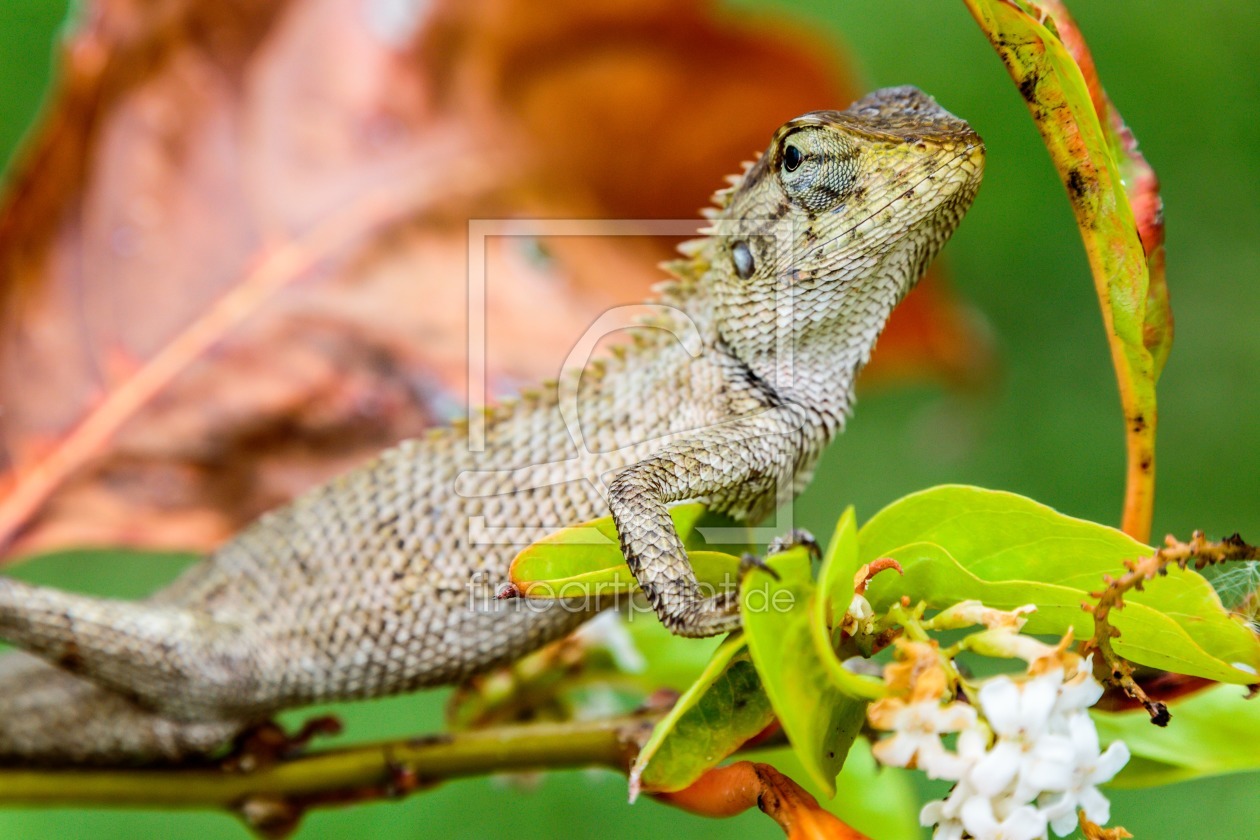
1052;659;1104;717
980;671;1061;742
871;698;978;778
921;776;980;840
927;724;989;781
874;634;1130;840
960;794;1048;840
842;593;874;636
1012;733;1076;802
921;802;965;840
1037;713;1131;836
968;670;1071;800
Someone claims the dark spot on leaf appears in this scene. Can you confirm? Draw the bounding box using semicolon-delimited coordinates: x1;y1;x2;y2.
1130;414;1146;434
1019;72;1039;103
1067;168;1089;201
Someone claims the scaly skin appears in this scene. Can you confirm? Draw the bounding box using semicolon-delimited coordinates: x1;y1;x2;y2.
0;87;983;764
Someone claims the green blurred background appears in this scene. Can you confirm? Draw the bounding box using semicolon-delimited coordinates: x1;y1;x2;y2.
1;0;1257;837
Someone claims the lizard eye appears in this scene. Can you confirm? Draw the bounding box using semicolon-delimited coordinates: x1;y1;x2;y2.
776;127;857;211
783;144;803;172
731;241;755;280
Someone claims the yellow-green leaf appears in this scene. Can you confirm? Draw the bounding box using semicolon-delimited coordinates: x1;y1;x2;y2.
817;506;860;627
811;506;885;700
509;550;742;600
861;486;1260;683
742;547;867;797
508;503;708;596
629;634;774;795
1094;684;1260;787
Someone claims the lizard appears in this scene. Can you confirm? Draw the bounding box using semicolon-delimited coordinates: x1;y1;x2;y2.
0;86;983;764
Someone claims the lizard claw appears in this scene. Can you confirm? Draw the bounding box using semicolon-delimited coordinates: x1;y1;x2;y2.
739;552;781;582
739;529;820;582
223;715;343;771
767;528;821;560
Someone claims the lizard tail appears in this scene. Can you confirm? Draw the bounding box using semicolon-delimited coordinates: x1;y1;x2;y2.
0;652;247;764
0;577;265;721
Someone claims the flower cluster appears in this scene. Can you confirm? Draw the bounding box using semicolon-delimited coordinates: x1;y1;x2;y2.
867;605;1131;840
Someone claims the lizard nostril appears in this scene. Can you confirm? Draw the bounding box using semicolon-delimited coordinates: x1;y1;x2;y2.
732;241;755;279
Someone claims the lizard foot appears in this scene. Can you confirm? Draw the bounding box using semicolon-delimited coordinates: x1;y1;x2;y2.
662;590;743;638
659;531;822;637
738;551;781;582
223;715;343;771
766;528;821;560
733;528;821;583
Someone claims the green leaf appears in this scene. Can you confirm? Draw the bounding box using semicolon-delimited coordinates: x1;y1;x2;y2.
510;550;742;599
629;634;775;795
860;486;1260;683
742;547;867;797
624;615;727;693
509;503;712;596
1094;683;1260;787
817;506;860;626
811;507;886;700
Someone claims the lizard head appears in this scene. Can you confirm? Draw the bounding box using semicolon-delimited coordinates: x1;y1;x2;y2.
707;86;984;406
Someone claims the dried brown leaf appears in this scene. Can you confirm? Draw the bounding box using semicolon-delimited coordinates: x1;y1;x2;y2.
0;0;990;559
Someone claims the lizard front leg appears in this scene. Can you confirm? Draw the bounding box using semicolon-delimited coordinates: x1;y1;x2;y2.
607;405;810;637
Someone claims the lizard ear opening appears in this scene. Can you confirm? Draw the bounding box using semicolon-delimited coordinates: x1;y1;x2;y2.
731;240;755;280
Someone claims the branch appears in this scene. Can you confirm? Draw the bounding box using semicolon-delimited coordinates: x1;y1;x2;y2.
0;714;654;837
1084;531;1260;724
